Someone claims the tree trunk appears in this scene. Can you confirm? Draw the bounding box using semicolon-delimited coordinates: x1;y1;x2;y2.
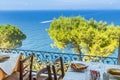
118;37;120;65
76;45;82;61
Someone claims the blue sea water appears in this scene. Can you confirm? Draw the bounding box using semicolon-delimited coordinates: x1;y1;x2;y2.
0;10;120;58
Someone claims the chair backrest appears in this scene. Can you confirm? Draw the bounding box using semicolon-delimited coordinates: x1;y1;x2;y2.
20;54;33;80
47;65;52;80
52;57;65;80
52;65;57;80
36;65;52;80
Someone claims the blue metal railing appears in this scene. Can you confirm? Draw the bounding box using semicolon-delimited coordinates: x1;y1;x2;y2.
0;48;118;65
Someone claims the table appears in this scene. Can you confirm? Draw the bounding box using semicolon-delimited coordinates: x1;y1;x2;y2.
63;61;120;80
0;53;21;80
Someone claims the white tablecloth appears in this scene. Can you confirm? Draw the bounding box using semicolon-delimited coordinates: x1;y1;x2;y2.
0;53;20;75
63;61;120;80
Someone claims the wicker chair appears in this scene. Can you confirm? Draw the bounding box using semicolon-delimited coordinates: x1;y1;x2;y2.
52;57;65;80
3;54;33;80
36;65;52;80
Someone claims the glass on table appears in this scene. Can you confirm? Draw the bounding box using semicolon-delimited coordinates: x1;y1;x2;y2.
89;60;105;80
90;70;100;80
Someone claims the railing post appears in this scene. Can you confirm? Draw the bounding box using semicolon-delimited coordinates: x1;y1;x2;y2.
118;37;120;65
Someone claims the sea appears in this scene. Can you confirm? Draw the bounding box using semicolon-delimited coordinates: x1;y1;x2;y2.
0;10;120;58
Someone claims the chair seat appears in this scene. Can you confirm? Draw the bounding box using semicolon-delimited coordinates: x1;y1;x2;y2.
3;72;30;80
3;72;19;80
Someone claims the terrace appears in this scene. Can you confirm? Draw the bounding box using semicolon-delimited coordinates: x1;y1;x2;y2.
0;48;119;66
0;46;120;80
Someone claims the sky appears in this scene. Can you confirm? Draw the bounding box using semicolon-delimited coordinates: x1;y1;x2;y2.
0;0;120;10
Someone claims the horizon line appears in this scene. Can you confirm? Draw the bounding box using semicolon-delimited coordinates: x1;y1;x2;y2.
0;9;120;11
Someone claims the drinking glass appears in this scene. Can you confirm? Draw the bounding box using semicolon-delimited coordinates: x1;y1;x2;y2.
89;60;105;80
